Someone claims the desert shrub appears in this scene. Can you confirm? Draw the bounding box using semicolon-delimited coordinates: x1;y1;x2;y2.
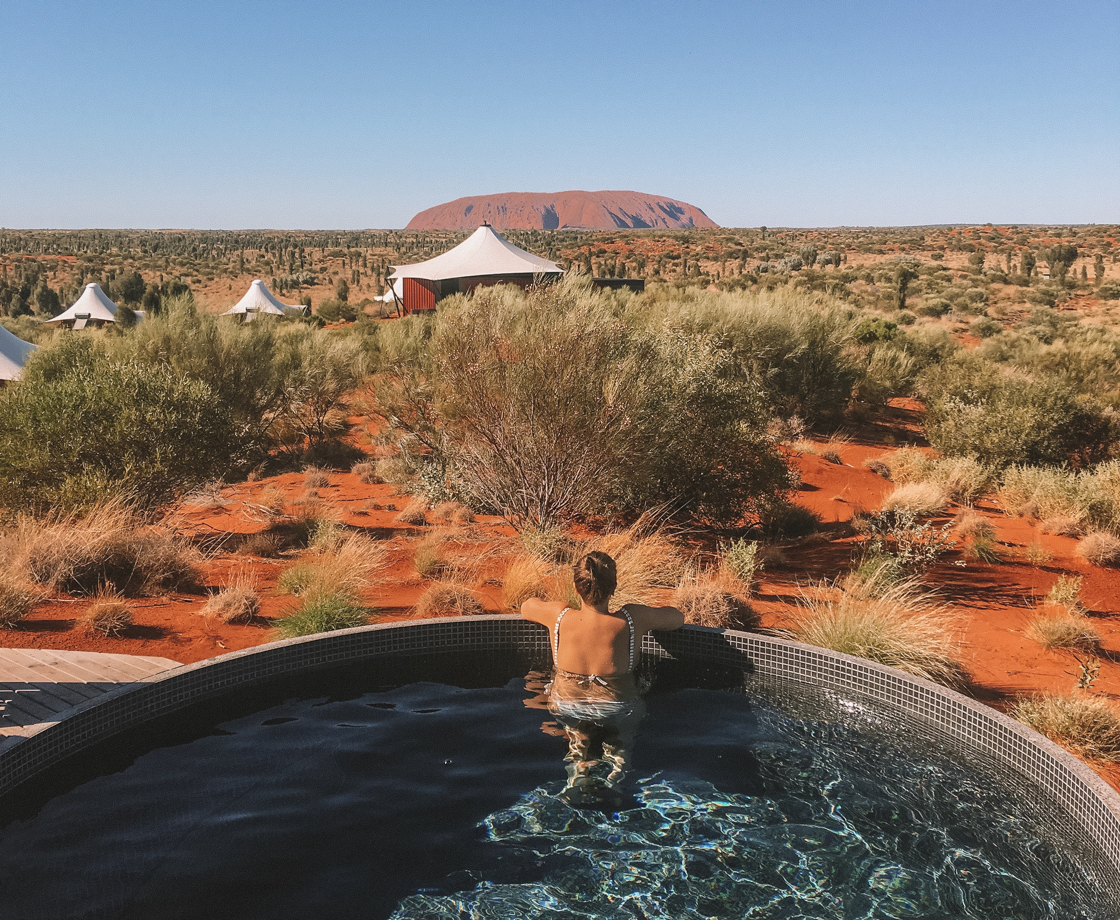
761;502;822;540
383;279;793;530
414;582;485;618
882;482;949;516
81;592;132;637
795;578;964;686
1076;532;1120;566
396;498;428;525
351;460;378;484
673;570;757;629
855;343;920;403
501;554;553;609
1025;542;1052;567
821;449;843;465
202;569;260;624
304;467;330;490
276;532;388;604
520;526;578;564
5;501;199;596
1012;694;1120;761
238;531;283;559
719;538;762;591
862;458;892;479
919;355;1115;469
964;532;1001;563
1004;461;1120;534
260;486;287;516
970;316;1002;338
859;509;953;578
0;341;237;511
275;592;368;638
413;532;449;578
1046;575;1083;612
375;456;414;487
953;510;996;541
0;574;38;628
1027;613;1100;652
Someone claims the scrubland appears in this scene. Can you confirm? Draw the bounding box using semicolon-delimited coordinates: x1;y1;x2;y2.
2;228;1120;785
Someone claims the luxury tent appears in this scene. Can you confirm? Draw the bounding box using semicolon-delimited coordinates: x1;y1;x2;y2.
45;283;123;329
221;280;305;322
388;224;563;313
0;324;36;382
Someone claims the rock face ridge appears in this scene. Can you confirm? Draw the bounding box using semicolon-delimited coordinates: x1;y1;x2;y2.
406;190;717;230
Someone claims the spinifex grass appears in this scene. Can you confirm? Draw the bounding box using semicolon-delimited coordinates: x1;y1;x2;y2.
796;575;964;687
1012;694;1120;762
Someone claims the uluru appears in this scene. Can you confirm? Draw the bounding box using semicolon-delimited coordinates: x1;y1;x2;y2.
405;190;718;231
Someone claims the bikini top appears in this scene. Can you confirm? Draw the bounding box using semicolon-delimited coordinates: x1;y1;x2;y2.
553;605;635;682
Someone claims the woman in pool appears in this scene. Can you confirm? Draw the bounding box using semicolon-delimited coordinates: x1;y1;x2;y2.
521;551;684;803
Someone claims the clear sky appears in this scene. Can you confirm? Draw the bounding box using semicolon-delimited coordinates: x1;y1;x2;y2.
1;1;1116;229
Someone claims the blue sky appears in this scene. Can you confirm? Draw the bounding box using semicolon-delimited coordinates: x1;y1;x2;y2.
1;1;1116;228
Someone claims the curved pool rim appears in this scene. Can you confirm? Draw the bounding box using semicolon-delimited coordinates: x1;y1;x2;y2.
2;616;1118;877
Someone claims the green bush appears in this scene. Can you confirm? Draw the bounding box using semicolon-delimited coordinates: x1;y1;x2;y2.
0;341;236;511
920;355;1116;469
275;592;369;638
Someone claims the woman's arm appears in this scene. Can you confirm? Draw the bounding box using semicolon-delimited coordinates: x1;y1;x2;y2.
521;597;564;627
629;604;685;632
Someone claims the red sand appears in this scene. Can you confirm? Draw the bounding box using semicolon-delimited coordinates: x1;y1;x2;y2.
5;414;1119;790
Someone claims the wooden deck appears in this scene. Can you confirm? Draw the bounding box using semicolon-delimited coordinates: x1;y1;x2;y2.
0;648;180;752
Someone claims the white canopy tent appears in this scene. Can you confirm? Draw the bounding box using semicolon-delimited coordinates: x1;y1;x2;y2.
389;224;562;283
222;279;303;322
45;283;120;329
0;324;36;381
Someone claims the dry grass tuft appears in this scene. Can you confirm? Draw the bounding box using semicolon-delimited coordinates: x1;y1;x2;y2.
501;554;553;609
862;457;892;480
432;501;474;524
1026;613;1100;652
1024;541;1052;567
351;460;380;484
882;482;950;516
237;531;285;558
0;575;40;629
1046;575;1083;612
82;592;132;637
795;577;964;686
396;499;429;526
413;532;450;578
277;533;390;603
1017;501;1040;520
954;510;995;541
260;485;287;516
1040;516;1082;537
4;501;200;597
673;570;757;630
1012;694;1120;762
821;449;843;465
414;582;485;618
304;467;330;490
585;523;687;607
1076;532;1120;567
202;568;260;624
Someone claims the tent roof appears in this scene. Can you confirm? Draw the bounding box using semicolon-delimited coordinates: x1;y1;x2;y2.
222;279;295;316
0;324;36;381
45;283;119;324
389;225;562;282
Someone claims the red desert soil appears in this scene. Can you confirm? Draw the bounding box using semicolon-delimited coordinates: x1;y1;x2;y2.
5;407;1119;789
405;189;718;231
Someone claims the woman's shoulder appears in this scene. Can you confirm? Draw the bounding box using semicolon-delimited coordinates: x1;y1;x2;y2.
520;597;568;625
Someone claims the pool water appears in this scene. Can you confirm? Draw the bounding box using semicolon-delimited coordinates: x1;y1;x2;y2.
0;659;1112;919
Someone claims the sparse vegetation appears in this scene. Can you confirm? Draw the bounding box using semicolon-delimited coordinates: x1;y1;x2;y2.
414;582;485;618
795;576;964;686
1026;613;1100;652
1076;532;1120;567
81;592;132;637
275;592;368;639
0;574;38;628
719;538;762;593
1012;694;1120;762
673;570;757;629
882;482;949;516
202;569;260;624
1046;575;1084;612
501;555;553;609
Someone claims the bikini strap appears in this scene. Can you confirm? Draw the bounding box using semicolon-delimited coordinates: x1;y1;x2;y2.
553;607;571;664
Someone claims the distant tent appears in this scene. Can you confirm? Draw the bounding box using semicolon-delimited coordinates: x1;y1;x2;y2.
0;324;36;382
222;279;303;322
388;224;563;313
45;283;120;329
